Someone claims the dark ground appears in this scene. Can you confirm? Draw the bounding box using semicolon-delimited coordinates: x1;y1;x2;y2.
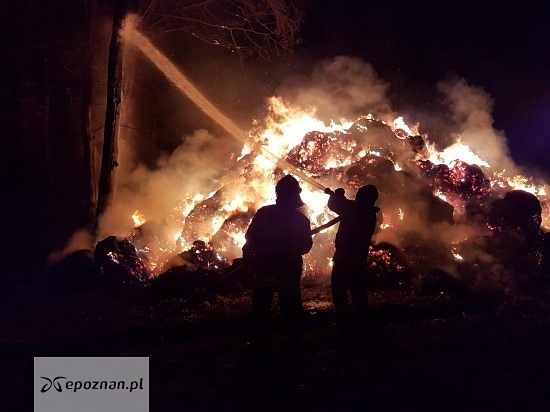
3;270;550;412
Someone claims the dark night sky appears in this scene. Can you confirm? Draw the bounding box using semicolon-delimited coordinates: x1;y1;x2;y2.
297;0;550;173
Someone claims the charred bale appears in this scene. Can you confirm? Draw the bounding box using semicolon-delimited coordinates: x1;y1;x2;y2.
345;155;397;190
488;190;542;241
367;242;413;289
43;249;103;291
414;190;454;225
419;268;472;299
455;233;537;292
407;135;425;152
542;232;550;276
418;160;451;189
220;257;254;289
520;231;550;279
348;117;396;150
400;230;456;274
448;161;491;201
94;236;150;287
147;265;222;302
427;195;454;225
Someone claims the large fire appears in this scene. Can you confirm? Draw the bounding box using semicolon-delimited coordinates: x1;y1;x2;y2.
125;97;549;277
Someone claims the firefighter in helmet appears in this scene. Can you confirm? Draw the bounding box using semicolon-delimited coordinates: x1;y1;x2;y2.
243;174;313;346
325;184;380;336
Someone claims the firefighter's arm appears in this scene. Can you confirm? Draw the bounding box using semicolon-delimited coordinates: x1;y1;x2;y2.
326;188;352;215
242;208;267;260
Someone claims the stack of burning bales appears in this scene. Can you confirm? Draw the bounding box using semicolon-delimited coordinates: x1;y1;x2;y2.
56;117;550;303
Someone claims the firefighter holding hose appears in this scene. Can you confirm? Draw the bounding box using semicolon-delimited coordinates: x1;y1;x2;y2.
243;174;313;350
325;185;380;339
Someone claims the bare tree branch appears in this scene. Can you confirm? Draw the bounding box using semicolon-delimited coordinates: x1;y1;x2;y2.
135;0;304;59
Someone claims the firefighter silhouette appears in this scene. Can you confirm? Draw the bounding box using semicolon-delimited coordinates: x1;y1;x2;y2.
326;185;380;336
243;174;313;347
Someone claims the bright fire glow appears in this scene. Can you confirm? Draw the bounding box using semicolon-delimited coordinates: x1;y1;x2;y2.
451;248;464;261
126;97;550;276
392;116;419;137
132;210;146;227
425;138;490;168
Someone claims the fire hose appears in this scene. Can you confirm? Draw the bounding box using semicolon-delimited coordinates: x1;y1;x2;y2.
220;210;341;283
310;215;341;235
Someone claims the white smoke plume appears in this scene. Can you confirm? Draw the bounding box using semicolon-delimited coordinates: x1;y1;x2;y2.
47;228;96;265
97;129;234;240
279;56;395;122
437;76;515;172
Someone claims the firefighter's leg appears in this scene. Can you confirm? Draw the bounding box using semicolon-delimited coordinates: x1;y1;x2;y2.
350;266;369;320
250;279;274;345
279;276;303;343
331;261;353;336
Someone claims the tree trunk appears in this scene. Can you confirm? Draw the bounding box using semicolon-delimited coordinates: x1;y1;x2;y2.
95;0;127;226
82;0;98;230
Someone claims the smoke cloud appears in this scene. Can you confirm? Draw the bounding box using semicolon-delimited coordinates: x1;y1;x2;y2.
437;76;515;172
97;129;235;240
279;56;395;121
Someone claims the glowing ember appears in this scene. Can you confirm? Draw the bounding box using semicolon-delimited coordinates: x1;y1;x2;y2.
451;248;464;261
398;208;405;221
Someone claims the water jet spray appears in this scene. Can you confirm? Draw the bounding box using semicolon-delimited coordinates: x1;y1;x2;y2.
120;14;328;193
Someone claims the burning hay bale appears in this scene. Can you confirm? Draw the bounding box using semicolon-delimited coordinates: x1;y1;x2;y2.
94;236;150;286
286;130;364;175
147;241;237;302
182;193;227;246
419;160;491;201
175;240;229;272
210;212;254;260
128;221;183;273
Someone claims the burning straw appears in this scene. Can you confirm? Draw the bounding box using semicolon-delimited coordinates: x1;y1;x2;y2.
51;14;550;295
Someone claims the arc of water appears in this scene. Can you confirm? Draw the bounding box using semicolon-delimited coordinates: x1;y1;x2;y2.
119;15;327;192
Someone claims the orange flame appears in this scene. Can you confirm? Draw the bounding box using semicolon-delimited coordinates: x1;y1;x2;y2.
127;98;550;274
